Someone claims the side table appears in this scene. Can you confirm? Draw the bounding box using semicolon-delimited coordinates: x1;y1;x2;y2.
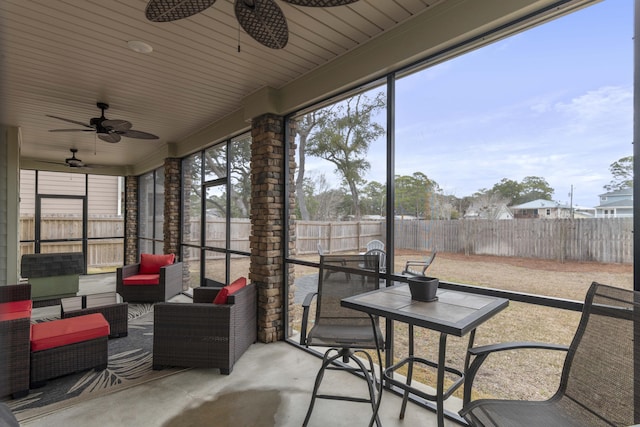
61;292;128;338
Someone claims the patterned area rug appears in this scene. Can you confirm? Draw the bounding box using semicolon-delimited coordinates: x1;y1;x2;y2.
2;303;189;423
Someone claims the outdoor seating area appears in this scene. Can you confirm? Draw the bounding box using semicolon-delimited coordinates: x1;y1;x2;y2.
153;279;257;374
1;1;638;426
29;313;110;388
0;283;111;397
300;254;384;426
116;253;183;303
459;282;639;427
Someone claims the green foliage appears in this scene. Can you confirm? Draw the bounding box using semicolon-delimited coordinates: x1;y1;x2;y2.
306;91;386;219
394;172;440;218
481;176;554;205
604;155;633;191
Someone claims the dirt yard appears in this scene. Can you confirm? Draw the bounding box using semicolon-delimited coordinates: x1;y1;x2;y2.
290;251;633;402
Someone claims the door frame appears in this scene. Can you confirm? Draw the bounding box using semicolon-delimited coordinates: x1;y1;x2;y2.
35;194;88;274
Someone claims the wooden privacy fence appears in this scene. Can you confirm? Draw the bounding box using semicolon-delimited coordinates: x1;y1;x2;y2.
295;220;384;254
395;217;633;264
296;218;633;264
20;216;634;267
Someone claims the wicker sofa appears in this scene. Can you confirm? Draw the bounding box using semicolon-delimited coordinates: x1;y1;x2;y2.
116;254;183;302
0;284;32;398
152;282;257;374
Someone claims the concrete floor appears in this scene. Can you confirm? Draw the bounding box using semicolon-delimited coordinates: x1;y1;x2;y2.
21;274;461;427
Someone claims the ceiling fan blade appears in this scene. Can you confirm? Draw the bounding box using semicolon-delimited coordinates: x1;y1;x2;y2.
282;0;359;5
102;119;132;132
49;129;95;132
40;160;68;166
120;130;160;140
46;115;93;128
145;0;217;22
98;133;122;143
235;0;288;50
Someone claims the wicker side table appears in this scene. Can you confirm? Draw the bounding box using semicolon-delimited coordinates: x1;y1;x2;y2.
61;292;128;338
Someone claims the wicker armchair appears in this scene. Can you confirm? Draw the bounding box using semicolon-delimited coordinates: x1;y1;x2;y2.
0;284;31;398
152;283;257;374
116;259;183;303
460;282;639;427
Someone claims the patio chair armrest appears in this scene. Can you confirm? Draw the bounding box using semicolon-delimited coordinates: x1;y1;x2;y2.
300;292;318;346
468;341;569;357
159;262;183;297
0;284;31;303
463;341;569;406
192;286;222;303
118;263;141;279
402;260;429;275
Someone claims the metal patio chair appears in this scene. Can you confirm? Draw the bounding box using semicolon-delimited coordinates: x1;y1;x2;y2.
364;248;386;274
300;254;384;427
366;239;385;252
401;249;437;277
460;282;639;427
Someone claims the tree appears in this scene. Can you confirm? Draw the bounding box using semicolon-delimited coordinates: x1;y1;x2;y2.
306;92;386;219
293;110;332;220
395;172;439;218
490;178;521;204
485;176;553;205
604;155;633;191
519;176;554;203
360;181;386;216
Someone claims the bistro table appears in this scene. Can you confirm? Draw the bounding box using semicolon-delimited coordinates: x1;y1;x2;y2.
341;283;508;427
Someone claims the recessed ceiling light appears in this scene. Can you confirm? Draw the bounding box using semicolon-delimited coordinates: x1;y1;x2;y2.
127;40;153;54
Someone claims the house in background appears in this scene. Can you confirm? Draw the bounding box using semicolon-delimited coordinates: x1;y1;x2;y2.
510;199;572;219
595;188;633;218
572;206;597;218
463;202;513;220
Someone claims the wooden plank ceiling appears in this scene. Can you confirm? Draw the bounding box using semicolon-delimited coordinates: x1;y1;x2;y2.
0;0;446;171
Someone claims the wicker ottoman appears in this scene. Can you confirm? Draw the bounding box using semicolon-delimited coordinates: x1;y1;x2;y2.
30;313;110;387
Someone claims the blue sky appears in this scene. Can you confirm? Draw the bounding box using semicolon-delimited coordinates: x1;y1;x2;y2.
389;0;633;207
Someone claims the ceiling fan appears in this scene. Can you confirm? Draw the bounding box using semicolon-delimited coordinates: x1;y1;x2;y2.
41;149;100;169
47;102;159;143
145;0;360;50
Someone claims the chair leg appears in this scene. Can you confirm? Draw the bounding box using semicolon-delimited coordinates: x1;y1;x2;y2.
303;347;382;427
303;348;340;426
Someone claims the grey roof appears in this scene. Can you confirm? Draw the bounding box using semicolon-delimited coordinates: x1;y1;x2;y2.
596;199;634;209
598;187;633;197
510;199;570;209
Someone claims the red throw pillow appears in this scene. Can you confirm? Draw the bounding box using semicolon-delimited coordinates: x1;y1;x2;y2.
212;277;247;305
139;253;175;274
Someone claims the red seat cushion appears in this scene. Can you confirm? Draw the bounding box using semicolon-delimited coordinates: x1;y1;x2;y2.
0;300;32;321
0;300;32;314
139;253;175;274
30;313;110;352
213;277;247;305
122;274;160;285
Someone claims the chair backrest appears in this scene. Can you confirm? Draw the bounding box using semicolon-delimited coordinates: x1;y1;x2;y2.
366;239;385;251
364;248;386;272
423;250;437;270
315;254;380;329
559;282;639;426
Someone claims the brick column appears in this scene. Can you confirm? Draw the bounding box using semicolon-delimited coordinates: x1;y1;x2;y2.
251;114;296;343
163;158;181;256
163;157;188;290
124;176;138;265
